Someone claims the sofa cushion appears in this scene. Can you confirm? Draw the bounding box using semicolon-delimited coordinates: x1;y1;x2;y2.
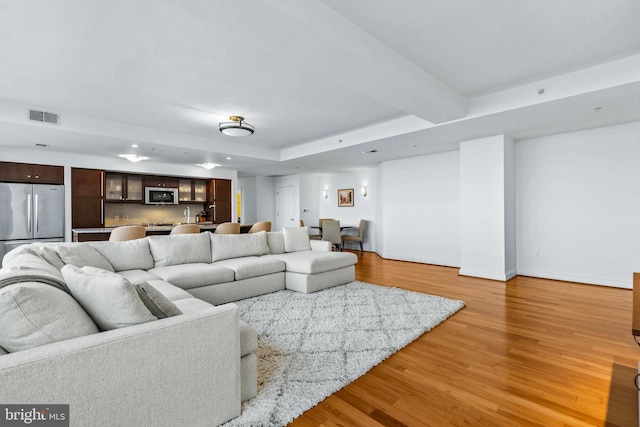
172;297;215;313
116;269;162;286
145;279;193;301
266;231;285;255
90;239;154;271
1;245;42;268
214;257;285;280
147;233;211;267
148;264;235;290
2;246;65;282
61;265;157;331
266;251;358;274
210;231;268;262
38;246;66;270
135;282;182;319
0;249;68;294
283;227;311;253
239;319;258;356
0;282;99;352
55;244;115;272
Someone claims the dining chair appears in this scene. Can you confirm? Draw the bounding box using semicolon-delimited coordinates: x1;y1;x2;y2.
342;219;365;251
318;218;333;227
248;221;271;233
170;224;201;235
321;220;342;251
314;218;334;241
109;225;146;241
214;222;241;234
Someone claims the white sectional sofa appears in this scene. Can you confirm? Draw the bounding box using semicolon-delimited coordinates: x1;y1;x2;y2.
0;228;357;427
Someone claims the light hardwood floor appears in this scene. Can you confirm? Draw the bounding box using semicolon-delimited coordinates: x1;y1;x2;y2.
291;251;638;427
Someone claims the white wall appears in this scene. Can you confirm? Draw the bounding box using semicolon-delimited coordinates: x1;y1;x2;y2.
299;174;320;228
238;176;276;225
274;175;300;231
256;176;276;226
318;170;376;251
516;121;640;288
459;135;516;281
238;177;257;223
375;163;385;255
379;151;460;266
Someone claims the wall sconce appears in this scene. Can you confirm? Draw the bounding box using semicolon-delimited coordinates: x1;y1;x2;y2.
322;189;328;199
361;186;367;197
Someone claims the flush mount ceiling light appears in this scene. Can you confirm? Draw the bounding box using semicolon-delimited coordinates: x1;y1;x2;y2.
219;116;254;137
118;154;148;163
196;162;220;170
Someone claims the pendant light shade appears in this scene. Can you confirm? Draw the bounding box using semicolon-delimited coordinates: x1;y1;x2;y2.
219;116;254;136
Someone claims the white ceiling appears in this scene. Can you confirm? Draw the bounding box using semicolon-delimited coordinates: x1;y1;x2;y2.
1;0;639;177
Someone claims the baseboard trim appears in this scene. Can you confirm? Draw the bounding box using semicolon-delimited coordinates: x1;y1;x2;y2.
516;269;631;289
379;251;459;269
458;268;513;282
374;254;630;288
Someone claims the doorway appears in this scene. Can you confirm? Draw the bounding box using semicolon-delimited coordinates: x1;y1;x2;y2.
276;185;296;231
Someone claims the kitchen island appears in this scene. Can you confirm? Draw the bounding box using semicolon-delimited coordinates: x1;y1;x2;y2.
72;223;254;242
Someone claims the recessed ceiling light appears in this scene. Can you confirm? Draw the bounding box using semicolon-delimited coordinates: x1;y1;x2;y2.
131;144;138;148
226;157;232;160
196;163;219;170
118;154;148;163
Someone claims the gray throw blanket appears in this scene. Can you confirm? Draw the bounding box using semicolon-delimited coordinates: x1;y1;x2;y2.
0;267;70;294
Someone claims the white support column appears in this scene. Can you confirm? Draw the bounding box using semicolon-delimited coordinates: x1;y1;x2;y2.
459;135;516;281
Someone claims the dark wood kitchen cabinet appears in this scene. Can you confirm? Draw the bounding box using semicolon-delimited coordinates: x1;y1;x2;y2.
143;175;179;188
206;179;232;223
179;179;207;203
71;168;104;228
105;173;143;202
0;161;64;184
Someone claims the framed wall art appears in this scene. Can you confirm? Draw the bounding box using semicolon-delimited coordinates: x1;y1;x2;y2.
338;188;354;207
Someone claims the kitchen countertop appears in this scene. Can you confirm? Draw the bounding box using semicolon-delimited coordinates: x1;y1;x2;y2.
72;223;218;233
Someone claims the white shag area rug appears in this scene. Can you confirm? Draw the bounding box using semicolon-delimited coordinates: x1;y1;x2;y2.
222;281;464;427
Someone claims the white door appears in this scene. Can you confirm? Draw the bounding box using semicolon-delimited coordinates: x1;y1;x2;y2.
275;185;296;231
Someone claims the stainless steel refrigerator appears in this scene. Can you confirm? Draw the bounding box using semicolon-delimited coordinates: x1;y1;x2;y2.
0;183;65;261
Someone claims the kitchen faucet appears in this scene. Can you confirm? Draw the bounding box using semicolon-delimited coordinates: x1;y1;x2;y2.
184;206;191;224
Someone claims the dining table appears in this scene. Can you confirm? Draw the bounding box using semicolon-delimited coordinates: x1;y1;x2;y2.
308;224;355;231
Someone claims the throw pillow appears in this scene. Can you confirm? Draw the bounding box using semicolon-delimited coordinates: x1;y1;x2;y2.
135;282;182;319
266;231;286;254
210;231;268;262
61;265;157;331
55;244;115;272
283;227;311;253
0;282;99;353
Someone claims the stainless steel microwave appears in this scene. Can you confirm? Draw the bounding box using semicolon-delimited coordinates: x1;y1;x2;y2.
144;187;179;205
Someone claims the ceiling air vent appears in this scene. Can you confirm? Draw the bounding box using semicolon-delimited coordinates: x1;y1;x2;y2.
29;109;59;125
